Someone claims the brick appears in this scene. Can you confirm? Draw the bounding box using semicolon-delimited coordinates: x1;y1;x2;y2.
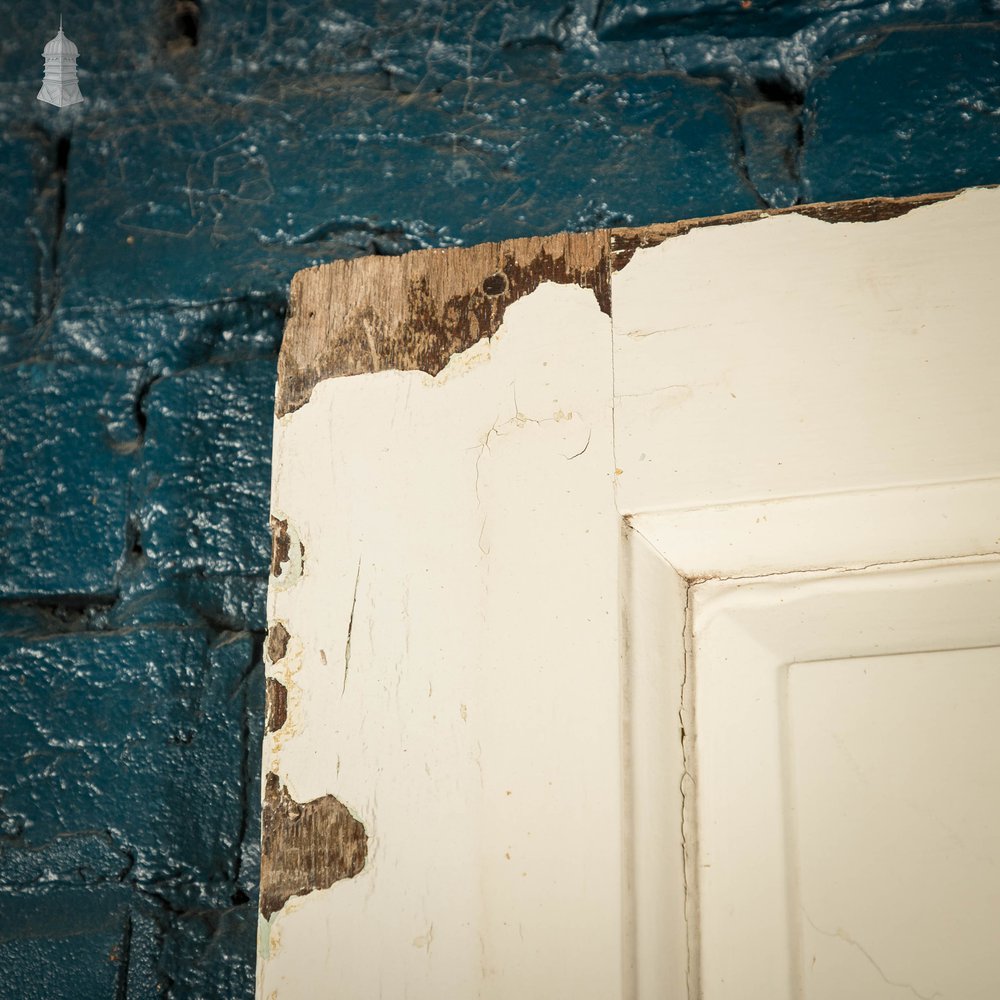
0;888;132;1000
155;906;257;999
0;127;54;364
0;628;252;907
0;363;138;598
802;28;1000;202
130;360;275;587
740;102;803;208
54;296;285;371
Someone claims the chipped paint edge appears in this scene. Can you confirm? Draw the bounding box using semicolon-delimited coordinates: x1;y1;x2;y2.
273;188;987;421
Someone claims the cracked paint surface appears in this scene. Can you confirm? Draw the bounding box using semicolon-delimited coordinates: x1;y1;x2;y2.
261;189;1000;998
261;280;618;998
1;0;998;995
277;230;610;417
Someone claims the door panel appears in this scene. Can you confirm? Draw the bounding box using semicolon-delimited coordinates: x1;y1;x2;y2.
790;644;1000;1000
259;187;1000;999
689;558;1000;1000
612;190;1000;512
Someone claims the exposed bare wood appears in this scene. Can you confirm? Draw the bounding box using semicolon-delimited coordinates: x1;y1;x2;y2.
275;189;982;418
259;773;368;920
608;189;964;271
276;230;611;417
266;622;289;664
265;677;288;734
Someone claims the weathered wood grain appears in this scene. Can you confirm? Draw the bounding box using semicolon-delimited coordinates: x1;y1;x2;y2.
260;185;989;935
275;190;971;419
264;677;287;734
276;230;612;417
259;773;367;920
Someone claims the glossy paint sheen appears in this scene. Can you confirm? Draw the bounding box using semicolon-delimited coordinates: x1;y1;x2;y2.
2;0;999;994
258;189;1000;1000
263;285;621;999
262;189;1000;997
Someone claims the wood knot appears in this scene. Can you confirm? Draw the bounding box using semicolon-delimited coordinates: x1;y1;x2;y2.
481;272;508;296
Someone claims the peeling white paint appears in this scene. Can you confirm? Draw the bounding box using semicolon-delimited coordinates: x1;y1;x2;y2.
260;284;621;1000
259;187;1000;999
612;188;1000;512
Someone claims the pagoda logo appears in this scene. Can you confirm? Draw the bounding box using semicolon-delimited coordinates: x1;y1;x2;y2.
37;18;85;108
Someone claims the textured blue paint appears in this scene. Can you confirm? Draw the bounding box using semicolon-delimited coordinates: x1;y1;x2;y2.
53;65;755;314
0;0;998;996
0;132;52;358
0;363;138;598
2;629;247;886
802;28;1000;201
0;626;262;996
0;888;134;999
118;360;276;632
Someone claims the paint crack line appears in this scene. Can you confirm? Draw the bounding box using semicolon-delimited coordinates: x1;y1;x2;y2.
342;558;362;694
802;910;943;1000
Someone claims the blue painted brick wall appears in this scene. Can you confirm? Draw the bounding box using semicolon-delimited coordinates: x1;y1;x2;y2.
1;1;997;996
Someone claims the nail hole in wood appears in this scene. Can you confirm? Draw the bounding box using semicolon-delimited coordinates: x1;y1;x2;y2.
482;273;508;296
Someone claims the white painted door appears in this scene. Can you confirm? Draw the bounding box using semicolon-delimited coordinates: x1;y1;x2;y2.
258;187;1000;1000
